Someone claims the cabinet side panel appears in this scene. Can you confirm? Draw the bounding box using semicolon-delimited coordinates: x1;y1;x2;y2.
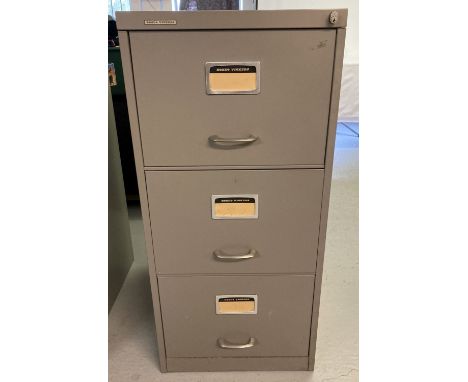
118;30;168;372
308;27;347;371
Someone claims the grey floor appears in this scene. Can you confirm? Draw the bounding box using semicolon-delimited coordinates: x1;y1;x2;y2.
109;123;359;381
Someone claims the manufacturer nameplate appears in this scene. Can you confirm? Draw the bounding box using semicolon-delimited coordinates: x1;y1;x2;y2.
144;19;177;25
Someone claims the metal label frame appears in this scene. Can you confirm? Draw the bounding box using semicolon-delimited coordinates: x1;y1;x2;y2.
211;194;259;220
216;294;258;315
205;61;261;95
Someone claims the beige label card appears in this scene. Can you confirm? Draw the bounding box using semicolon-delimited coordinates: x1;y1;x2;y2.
209;72;257;92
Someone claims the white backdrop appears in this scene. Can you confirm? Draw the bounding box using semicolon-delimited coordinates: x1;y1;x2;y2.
259;0;359;121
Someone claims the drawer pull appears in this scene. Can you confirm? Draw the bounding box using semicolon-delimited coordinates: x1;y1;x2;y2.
217;337;257;349
213;249;257;261
208;134;258;146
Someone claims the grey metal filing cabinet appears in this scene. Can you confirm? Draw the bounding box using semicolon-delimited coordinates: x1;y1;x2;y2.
117;9;347;372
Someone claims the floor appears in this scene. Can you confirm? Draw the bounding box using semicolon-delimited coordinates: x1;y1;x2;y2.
109;123;359;382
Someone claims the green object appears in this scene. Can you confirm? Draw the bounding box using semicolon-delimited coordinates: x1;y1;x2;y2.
108;87;133;312
108;47;126;96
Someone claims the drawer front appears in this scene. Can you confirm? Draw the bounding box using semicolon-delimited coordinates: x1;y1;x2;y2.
158;275;314;358
146;169;323;274
130;29;335;166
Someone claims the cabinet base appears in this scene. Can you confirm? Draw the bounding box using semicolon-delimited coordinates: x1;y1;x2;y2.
166;356;310;372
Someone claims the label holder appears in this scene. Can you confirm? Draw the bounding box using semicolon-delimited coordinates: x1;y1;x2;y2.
205;61;260;95
211;194;259;220
216;295;258;315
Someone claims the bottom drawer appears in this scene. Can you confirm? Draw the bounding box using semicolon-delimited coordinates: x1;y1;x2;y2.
158;275;315;358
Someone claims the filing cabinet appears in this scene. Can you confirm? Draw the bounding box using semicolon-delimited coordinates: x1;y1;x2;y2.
117;9;347;372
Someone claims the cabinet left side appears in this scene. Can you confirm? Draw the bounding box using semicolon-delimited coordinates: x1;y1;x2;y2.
118;30;168;372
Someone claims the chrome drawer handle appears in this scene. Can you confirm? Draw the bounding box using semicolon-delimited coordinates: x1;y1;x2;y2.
213;249;257;261
217;337;257;349
208;134;258;146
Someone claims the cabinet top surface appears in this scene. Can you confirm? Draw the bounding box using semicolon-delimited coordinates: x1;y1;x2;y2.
116;9;348;31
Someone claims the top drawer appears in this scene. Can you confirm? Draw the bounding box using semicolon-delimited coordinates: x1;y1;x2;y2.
130;29;335;167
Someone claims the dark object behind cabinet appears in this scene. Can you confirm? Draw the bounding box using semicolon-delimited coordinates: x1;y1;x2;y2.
179;0;239;10
109;46;139;201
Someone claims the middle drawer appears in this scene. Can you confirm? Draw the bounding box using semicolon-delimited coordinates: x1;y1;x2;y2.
146;169;324;275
